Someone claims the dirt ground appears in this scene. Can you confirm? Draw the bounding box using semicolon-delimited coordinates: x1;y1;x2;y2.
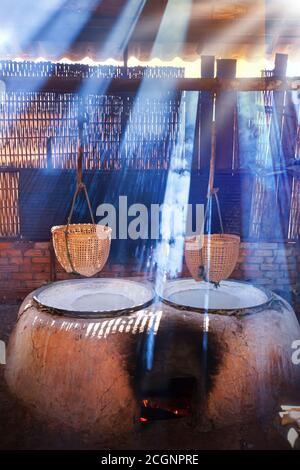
0;302;297;450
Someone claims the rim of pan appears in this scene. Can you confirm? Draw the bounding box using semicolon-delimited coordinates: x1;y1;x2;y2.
33;278;155;318
159;278;274;315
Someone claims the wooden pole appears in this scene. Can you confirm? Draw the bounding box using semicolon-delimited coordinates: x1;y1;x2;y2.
199;55;215;170
271;53;288;166
272;53;292;239
215;59;237;170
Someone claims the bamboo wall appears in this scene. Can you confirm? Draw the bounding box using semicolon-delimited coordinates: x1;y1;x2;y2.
0;60;299;242
0;91;181;170
0;172;19;237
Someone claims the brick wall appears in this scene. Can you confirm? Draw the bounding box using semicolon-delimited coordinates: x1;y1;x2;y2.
232;242;300;290
0;240;149;301
0;240;299;301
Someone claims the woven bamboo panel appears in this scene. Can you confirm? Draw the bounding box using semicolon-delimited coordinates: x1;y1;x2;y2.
0;91;182;170
0;92;79;169
255;90;272;168
0;61;184;79
249;71;280;239
288;178;300;239
249;176;266;239
0;61;183;171
0;171;20;237
0;60;299;241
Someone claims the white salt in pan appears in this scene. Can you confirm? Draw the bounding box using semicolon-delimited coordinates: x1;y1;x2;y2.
34;278;154;316
161;279;271;311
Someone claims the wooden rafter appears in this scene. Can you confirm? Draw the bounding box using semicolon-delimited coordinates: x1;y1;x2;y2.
2;76;300;94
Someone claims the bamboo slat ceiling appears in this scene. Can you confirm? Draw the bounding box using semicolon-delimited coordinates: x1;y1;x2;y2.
0;0;299;61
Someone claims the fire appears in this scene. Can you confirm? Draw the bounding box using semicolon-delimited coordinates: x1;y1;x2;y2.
140;398;190;422
139;417;148;423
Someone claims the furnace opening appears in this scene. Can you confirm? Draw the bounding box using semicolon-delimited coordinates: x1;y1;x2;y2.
139;376;197;423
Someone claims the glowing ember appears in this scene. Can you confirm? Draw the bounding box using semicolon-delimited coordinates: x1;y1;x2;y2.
140;398;190;422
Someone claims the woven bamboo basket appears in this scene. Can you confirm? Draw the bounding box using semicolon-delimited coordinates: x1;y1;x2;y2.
51;224;112;277
185;234;240;283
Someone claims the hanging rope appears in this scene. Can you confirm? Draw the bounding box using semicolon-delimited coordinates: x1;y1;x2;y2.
51;101;111;278
191;92;239;286
64;105;95;275
200;98;225;284
205;95;224;234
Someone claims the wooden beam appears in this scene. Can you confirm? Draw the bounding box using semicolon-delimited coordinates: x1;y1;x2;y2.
2;76;300;94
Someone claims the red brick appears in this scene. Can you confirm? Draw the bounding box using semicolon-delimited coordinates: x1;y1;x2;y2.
0;265;19;272
19;259;33;272
232;270;243;279
31;263;50;273
260;280;274;288
6;249;23;257
110;264;125;272
240;269;261;277
276;258;287;266
285;272;298;280
24;249;43;257
0;242;14;249
34;242;50;249
242;263;261;270
241;242;260;249
0;280;22;289
10;257;24;265
12;272;33;280
285;248;297;257
260;264;275;271
276;279;291;286
264;257;275;263
264;271;278;279
257;243;278;249
239;249;254;257
56;272;73;280
32;257;49;264
0;258;9;265
33;272;51;281
0;272;10;280
276;249;292;257
283;258;296;266
255;250;274;257
250;256;264;263
24;280;46;288
239;256;263;264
